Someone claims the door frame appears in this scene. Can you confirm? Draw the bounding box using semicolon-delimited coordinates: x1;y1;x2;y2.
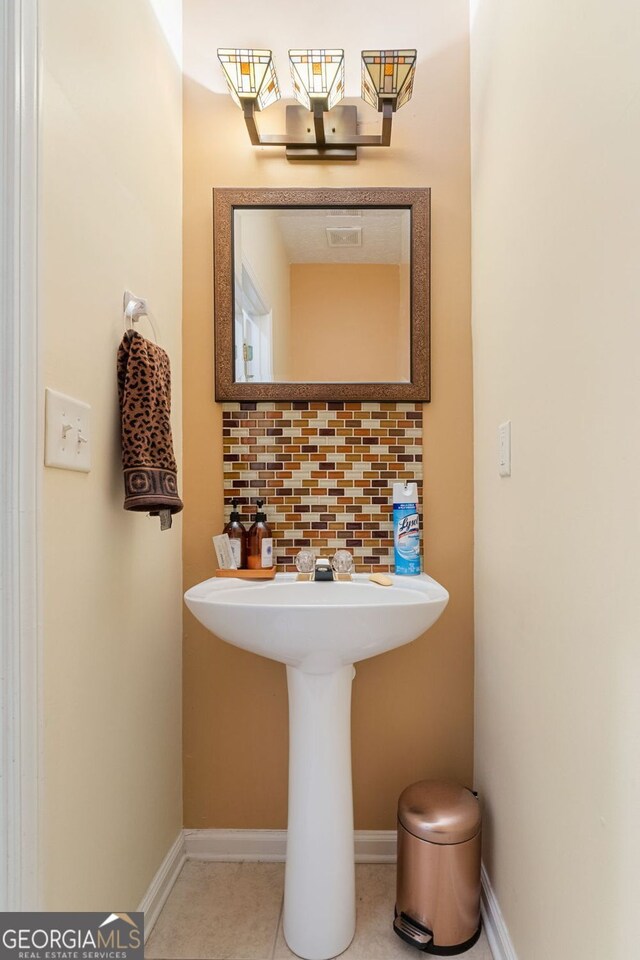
0;0;42;910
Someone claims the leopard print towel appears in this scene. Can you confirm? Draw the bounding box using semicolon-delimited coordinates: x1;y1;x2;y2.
117;331;183;523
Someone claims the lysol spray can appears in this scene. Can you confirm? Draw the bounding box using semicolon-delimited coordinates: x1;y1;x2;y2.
393;481;421;575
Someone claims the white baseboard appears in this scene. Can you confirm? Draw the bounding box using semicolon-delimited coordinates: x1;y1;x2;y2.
481;863;518;960
183;828;398;863
184;828;287;862
138;832;186;942
354;830;397;863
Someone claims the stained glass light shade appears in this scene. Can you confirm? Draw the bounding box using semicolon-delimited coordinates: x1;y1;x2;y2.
289;49;345;111
361;50;417;111
217;49;280;111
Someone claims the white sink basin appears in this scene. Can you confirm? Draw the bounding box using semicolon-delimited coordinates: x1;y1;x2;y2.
184;572;449;960
184;573;448;674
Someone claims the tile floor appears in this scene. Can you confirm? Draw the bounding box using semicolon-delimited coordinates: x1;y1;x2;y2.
145;862;494;960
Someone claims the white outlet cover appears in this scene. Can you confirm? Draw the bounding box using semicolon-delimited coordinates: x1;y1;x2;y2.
45;388;91;472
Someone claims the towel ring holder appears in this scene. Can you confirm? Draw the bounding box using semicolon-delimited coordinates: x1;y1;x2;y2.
123;290;160;343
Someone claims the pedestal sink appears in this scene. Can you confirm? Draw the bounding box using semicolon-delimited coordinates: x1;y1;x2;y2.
184;573;448;960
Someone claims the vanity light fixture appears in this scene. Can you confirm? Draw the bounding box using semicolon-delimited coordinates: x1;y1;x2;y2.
361;49;417;112
289;49;345;112
217;48;281;110
217;47;417;162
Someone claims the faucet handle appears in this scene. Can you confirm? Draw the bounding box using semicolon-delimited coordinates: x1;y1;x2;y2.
295;549;315;574
332;550;354;575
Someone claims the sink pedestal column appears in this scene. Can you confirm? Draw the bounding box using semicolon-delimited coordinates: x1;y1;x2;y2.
283;663;356;960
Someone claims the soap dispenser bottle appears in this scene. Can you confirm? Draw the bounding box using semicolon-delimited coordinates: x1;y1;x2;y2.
247;499;273;570
223;498;247;569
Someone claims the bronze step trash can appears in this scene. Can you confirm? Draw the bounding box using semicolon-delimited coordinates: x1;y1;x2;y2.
394;780;482;955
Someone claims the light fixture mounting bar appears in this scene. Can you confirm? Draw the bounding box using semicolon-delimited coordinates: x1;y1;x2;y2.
241;100;394;161
312;101;326;146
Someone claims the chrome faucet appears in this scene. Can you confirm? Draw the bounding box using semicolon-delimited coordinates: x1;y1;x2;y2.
294;550;353;581
314;558;334;581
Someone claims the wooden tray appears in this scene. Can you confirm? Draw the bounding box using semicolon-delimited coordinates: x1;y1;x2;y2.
215;566;276;580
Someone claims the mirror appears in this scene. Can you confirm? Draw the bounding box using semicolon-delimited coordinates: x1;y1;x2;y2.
214;188;430;402
234;208;411;384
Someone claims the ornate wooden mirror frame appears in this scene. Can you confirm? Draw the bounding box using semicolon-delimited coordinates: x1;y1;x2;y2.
213;187;430;402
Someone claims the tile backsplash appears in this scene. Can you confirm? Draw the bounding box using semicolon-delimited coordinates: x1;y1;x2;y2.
223;402;423;572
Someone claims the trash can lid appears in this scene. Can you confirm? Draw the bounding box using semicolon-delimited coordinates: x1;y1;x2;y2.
398;780;481;845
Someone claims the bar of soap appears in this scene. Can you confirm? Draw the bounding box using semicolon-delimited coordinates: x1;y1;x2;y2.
369;573;393;586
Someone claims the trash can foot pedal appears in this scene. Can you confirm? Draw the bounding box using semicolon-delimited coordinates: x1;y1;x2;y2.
393;913;433;949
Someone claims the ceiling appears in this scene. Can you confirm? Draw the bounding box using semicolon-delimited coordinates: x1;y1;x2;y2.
240;209;410;265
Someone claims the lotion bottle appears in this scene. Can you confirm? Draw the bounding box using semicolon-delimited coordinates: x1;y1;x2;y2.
247;499;273;569
223;498;247;569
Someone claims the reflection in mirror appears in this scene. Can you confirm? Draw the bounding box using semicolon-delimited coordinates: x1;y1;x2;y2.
233;208;411;384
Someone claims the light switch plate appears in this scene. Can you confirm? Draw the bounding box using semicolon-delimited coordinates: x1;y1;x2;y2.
45;388;91;472
498;420;511;477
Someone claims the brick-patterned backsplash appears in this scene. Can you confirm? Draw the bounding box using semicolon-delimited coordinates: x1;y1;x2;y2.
222;402;423;572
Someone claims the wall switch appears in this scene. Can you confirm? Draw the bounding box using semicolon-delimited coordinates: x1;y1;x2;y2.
45;389;91;472
498;421;511;477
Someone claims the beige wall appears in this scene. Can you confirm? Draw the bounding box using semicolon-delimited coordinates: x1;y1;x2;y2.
183;0;473;829
289;263;408;382
471;1;640;957
236;210;292;380
40;0;183;908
